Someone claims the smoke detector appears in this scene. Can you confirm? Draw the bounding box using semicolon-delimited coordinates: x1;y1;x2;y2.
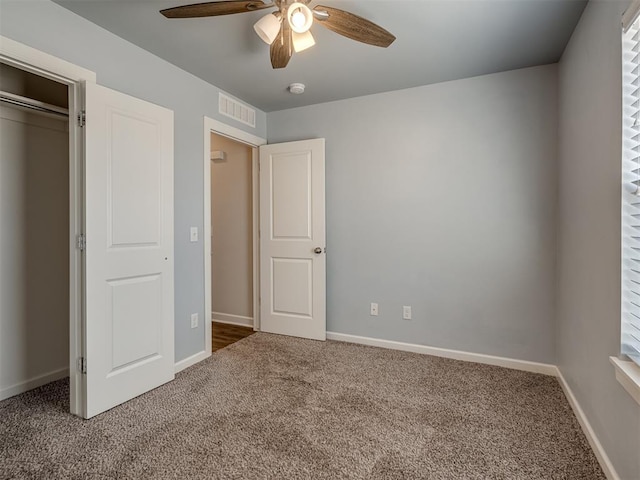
289;83;305;94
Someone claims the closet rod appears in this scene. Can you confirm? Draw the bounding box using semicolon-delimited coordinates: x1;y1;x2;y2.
0;90;69;118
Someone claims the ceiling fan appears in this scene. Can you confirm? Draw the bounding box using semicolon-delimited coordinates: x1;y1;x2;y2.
160;0;396;69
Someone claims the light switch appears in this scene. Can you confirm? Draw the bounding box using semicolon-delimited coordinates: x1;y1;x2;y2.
190;227;198;242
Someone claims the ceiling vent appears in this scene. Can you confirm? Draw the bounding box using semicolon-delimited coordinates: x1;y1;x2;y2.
219;93;256;128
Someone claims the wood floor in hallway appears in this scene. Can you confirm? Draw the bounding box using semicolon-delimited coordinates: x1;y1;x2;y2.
211;321;255;352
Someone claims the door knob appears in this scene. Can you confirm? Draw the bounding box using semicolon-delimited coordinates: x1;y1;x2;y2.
314;247;323;254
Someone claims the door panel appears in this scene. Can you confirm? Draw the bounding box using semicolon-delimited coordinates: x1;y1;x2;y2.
271;152;312;238
107;274;162;371
260;139;325;341
109;111;161;246
84;83;174;418
272;258;313;317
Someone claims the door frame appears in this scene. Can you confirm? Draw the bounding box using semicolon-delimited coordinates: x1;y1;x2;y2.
0;36;96;417
203;117;266;352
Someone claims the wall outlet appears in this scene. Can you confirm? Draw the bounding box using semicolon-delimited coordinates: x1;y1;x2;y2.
190;227;198;242
190;313;199;328
370;302;379;316
402;306;412;320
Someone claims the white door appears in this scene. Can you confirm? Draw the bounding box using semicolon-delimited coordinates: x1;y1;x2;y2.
84;83;174;418
259;138;326;340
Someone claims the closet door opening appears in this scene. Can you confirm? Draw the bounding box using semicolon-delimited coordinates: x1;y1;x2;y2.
0;63;71;402
210;133;257;350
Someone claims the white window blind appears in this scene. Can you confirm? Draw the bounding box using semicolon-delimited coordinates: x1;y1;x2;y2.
622;18;640;367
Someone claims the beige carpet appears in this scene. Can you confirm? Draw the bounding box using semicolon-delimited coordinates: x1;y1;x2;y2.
1;333;604;479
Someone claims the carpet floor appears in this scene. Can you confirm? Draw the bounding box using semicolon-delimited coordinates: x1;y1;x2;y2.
1;333;604;479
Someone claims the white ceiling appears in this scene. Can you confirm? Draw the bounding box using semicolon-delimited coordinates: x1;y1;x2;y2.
54;0;587;112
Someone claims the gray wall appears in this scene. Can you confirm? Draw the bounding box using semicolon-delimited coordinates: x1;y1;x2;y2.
0;0;267;362
267;65;558;363
557;1;640;478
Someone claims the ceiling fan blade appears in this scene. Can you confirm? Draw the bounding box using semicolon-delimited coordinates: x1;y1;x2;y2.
160;1;272;19
270;20;292;69
312;5;395;48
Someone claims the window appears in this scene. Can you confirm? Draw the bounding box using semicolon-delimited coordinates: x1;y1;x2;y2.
621;5;640;369
616;3;640;406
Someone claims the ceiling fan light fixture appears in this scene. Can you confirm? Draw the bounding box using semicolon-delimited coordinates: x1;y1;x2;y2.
287;2;313;33
253;12;282;45
292;30;315;53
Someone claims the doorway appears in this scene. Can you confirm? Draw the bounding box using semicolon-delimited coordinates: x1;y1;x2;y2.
2;38;177;419
0;38;92;417
210;133;256;348
0;64;72;401
203;119;327;347
210;134;254;327
203;117;266;354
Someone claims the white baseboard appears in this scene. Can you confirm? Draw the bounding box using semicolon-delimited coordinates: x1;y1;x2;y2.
326;332;557;376
211;312;253;327
0;367;69;401
174;350;210;374
555;368;619;480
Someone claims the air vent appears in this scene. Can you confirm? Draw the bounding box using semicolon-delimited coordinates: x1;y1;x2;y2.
219;93;256;128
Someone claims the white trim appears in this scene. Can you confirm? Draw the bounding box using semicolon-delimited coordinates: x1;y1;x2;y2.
0;367;69;401
68;80;84;418
0;36;96;84
556;368;620;480
251;147;260;332
212;313;254;327
174;350;210;374
610;356;640;405
0;36;95;418
204;116;266;353
326;332;557;375
205;117;266;148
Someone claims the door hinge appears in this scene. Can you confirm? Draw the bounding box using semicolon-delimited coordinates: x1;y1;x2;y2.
77;110;86;127
76;234;86;251
77;357;87;374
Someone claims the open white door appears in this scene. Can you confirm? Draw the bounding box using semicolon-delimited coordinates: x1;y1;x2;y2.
259;138;326;340
84;83;174;418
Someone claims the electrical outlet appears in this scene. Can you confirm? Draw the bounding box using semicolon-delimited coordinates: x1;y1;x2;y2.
402;306;412;320
190;313;199;328
370;303;379;316
190;227;198;242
